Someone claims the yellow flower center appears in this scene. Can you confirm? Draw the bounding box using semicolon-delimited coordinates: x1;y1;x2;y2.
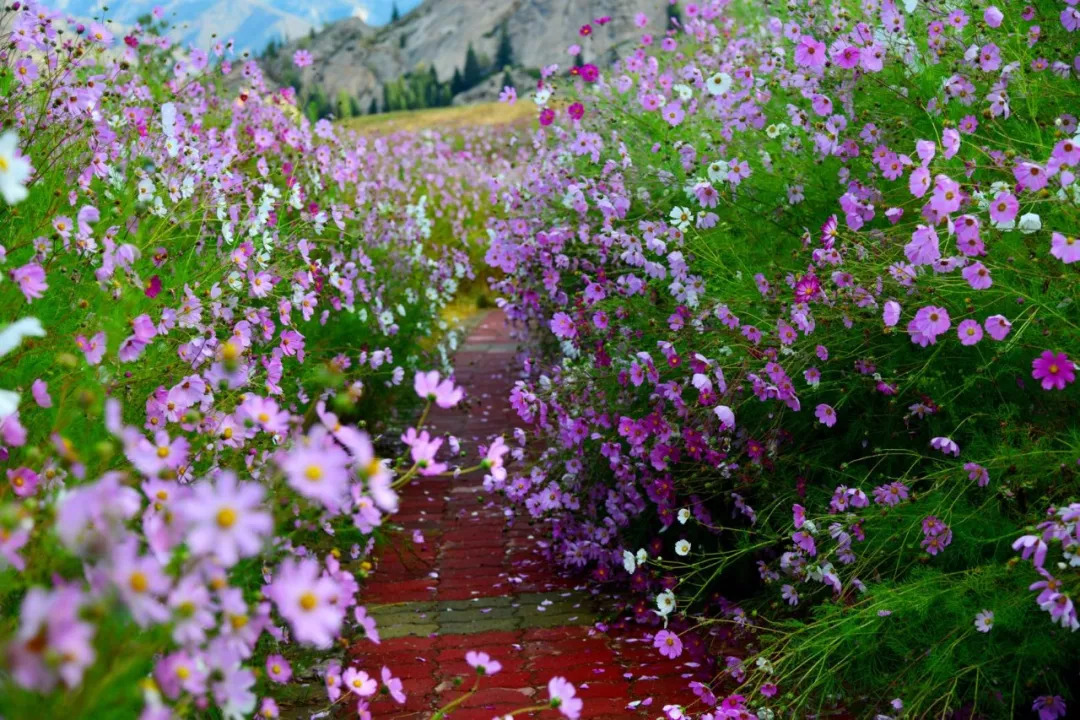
258;412;270;423
222;427;233;439
0;156;8;172
230;614;248;630
299;592;318;611
1049;363;1059;374
272;664;282;674
216;507;237;529
156;446;170;458
305;465;323;481
129;571;149;593
176;665;191;679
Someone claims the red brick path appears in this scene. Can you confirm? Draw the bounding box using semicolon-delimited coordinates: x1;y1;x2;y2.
349;310;699;719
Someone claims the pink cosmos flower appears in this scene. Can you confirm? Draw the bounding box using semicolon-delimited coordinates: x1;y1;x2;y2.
1031;351;1076;390
110;539;171;626
930;436;960;457
1050;232;1079;264
280;435;351;510
964;462;990;487
1033;696;1067;720
548;676;583;719
266;654;292;683
76;331;106;365
129;430;190;477
984;314;1011;341
795;35;826;68
265;557;346;648
342;667;377;697
9;587;96;691
11;263;47;303
465;650;502;675
180;471;272;567
957;319;983;345
984;6;1003;27
381;666;406;703
7;467;40;497
413;370;463;408
654;629;683;659
815;403;837;427
962;262;992;289
988;192;1018;225
293;49;313;67
912;305;950;343
31;378;51;407
550;311;577;339
883;300;901;327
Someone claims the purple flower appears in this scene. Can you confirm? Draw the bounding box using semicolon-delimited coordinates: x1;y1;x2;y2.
1031;351;1076;390
984;314;1012;341
974;609;994;633
550;311;577;339
1050;232;1080;264
654;629;683;659
795;35;826;68
1033;696;1067;720
957;319;983;345
180;471;272;567
465;650;502;675
265;557;346;648
342;667;377;697
293;49;313;67
280;433;350;510
11;263;47;302
382;666;406;703
548;676;584;719
964;462;990;487
930;436;960;456
266;654;292;683
414;369;463;408
814;403;837;427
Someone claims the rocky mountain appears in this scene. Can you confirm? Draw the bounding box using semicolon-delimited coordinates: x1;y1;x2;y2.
257;0;668;113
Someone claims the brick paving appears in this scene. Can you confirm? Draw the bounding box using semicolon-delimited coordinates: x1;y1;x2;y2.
347;310;700;719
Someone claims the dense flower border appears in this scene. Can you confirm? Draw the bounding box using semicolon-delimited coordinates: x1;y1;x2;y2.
487;0;1080;718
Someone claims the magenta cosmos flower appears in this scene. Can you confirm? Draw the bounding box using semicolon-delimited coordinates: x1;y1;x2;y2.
957;319;983;345
413;369;463;408
654;629;683;659
815;403;837;427
179;471;272;567
1050;232;1079;264
465;650;502;675
266;654;292;683
265;557;346;648
550;311;577;339
548;676;583;719
1031;351;1076;390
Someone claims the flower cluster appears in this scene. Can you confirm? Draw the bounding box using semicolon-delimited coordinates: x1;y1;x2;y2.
483;0;1080;717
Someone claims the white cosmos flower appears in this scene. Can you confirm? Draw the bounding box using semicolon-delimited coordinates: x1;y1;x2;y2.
1017;212;1042;234
675;540;691;556
622;550;636;574
0;390;19;419
706;71;732;96
714;405;735;430
656;590;676;617
0;317;45;357
677;508;691;525
0;131;32;205
636;548;648;566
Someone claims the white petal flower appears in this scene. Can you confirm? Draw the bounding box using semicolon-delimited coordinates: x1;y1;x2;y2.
675;540;691;556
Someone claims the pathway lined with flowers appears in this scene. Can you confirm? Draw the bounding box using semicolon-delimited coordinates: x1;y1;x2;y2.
347;310;699;719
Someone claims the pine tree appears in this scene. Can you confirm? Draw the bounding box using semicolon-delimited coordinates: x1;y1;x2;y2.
451;67;464;95
574;52;584;68
666;3;682;26
391;2;400;22
501;70;515;90
336;90;353;119
463;43;481;90
494;22;513;71
368;97;378;115
350;96;362;116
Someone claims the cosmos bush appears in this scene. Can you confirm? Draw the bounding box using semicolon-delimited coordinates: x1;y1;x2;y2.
0;4;536;718
488;0;1080;718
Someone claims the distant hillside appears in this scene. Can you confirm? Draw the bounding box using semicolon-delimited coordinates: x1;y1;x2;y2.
256;0;669;120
